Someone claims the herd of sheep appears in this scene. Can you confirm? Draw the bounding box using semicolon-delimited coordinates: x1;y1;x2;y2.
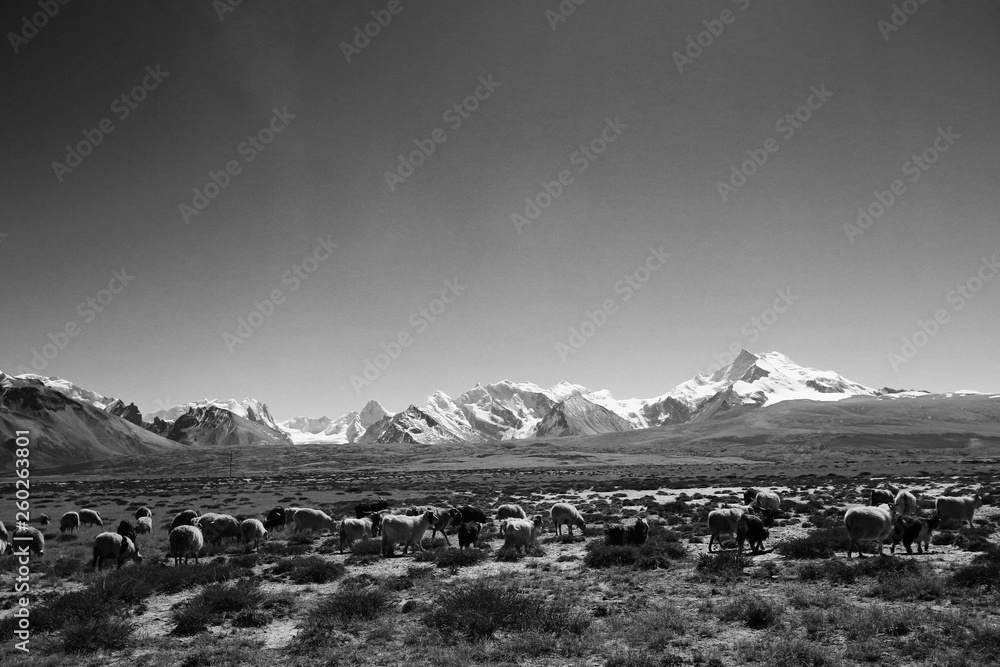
0;485;985;570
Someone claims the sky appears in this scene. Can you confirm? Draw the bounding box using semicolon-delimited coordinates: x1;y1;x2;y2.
1;0;998;421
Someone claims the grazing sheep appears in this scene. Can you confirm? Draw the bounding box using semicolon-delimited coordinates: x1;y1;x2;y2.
893;490;918;517
605;518;649;546
365;510;388;537
497;504;527;535
339;517;374;552
458;522;481;549
743;488;781;513
60;511;80;533
134;507;152;520
10;526;44;557
736;514;769;554
92;532;143;570
38;514;50;526
283;507;303;528
380;510;436;557
194;513;242;544
551;503;586;537
168;525;205;565
935;495;983;529
844;505;894;558
406;506;462;545
79;509;103;528
708;507;747;552
169;509;200;532
240;518;267;553
116;520;137;545
502;516;542;553
870;488;896;507
354;497;389;519
263;506;286;531
292;508;338;535
135;516;153;535
890;515;940;555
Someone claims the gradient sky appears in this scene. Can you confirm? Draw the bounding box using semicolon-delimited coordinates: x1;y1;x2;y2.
2;1;998;421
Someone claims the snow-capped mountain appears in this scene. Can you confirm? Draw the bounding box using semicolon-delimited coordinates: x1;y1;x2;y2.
144;397;281;433
278;400;387;444
14;373;118;409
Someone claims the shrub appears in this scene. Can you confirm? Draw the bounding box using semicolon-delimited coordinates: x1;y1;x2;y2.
62;614;134;653
799;559;856;584
584;527;685;570
695;551;752;578
950;546;1000;590
425;579;589;640
344;538;382;566
719;593;783;629
432;547;488;569
296;584;392;649
776;527;851;559
273;556;345;584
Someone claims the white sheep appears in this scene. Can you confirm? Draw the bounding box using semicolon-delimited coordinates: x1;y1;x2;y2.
743;488;781;513
502;516;543;553
708;506;748;552
550;503;585;537
339;517;374;552
169;509;200;532
134;506;152;520
135;516;153;535
283;506;304;528
893;490;917;517
869;488;896;507
194;513;241;544
380;511;436;557
497;504;527;536
240;518;267;552
292;508;338;534
79;509;103;528
169;525;205;565
935;494;983;529
10;526;45;557
844;505;894;558
92;532;143;570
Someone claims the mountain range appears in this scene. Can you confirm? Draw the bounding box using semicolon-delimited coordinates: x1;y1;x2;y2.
4;349;965;471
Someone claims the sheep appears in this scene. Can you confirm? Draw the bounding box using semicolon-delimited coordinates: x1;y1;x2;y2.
604;518;649;546
339;517;374;552
60;511;80;533
354;497;389;519
551;503;586;537
116;520;137;545
844;505;894;558
604;524;627;546
292;508;338;535
743;488;781;513
935;494;983;529
890;515;940;555
736;514;769;554
134;507;152;520
10;526;45;557
240;518;267;553
264;506;286;531
135;516;153;535
406;506;462;545
92;532;143;570
168;525;205;565
893;490;918;517
870;488;896;507
708;507;747;552
194;513;242;544
38;514;50;526
502;516;543;553
380;510;436;557
456;505;488;524
283;507;303;528
79;509;103;528
497;504;527;535
458;522;481;549
169;509;200;532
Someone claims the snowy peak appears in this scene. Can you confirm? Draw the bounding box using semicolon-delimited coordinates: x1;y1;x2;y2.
360;400;387;428
15;373;117;409
144;397;280;432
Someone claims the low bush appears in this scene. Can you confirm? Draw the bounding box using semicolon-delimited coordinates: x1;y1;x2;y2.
273;556;345;584
775;527;851;559
62;614;135;653
719;593;783;629
695;551;752;578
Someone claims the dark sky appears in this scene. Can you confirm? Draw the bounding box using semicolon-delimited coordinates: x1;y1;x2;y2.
2;1;998;419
